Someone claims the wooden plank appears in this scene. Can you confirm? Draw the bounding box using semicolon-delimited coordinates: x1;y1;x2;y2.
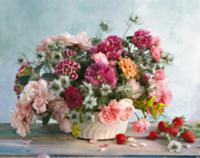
0;123;199;157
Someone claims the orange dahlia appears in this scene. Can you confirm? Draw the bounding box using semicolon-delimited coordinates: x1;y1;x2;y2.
119;57;137;79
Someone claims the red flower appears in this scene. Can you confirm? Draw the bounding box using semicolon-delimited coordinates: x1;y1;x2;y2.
64;86;83;109
182;130;195;143
148;130;158;140
168;127;179;137
116;133;126;144
172;117;184;128
157;121;168;132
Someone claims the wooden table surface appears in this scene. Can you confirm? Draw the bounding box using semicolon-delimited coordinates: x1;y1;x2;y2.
0;123;199;158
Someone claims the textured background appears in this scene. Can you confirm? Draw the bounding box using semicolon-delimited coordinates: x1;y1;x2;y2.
0;0;200;122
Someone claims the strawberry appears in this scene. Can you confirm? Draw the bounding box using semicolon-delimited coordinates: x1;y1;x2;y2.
182;130;195;143
168;127;179;137
157;121;168;132
116;133;126;144
148;130;158;140
172;117;184;128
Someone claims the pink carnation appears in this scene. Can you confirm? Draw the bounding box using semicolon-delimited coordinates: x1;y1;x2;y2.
91;35;123;60
36;36;55;52
154;69;165;80
98;100;120;125
151;36;161;47
85;63;117;88
132;118;151;133
132;29;153;49
151;47;162;61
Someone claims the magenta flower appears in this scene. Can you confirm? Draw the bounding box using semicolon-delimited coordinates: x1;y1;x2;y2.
90;35;123;60
85;63;117;88
132;29;153;49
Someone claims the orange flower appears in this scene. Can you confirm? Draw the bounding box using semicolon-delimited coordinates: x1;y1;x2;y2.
119;57;137;79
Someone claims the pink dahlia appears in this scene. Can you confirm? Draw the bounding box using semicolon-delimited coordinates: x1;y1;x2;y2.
91;35;123;60
64;86;83;109
132;29;153;49
85;63;117;88
55;59;80;80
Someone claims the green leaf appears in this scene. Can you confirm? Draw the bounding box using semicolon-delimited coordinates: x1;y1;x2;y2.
34;64;43;74
41;73;57;81
19;67;32;77
18;76;31;86
42;114;51;127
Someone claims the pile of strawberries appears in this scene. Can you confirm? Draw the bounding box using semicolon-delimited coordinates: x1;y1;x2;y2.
148;117;195;143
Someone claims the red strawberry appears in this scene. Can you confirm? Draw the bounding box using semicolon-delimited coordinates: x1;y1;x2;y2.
157;121;168;132
168;127;179;137
182;130;195;143
148;130;158;140
116;133;126;144
172;117;184;128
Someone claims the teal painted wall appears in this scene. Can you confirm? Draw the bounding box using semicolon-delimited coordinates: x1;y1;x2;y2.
0;0;200;122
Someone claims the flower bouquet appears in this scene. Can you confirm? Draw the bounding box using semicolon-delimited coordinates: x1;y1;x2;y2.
11;17;173;139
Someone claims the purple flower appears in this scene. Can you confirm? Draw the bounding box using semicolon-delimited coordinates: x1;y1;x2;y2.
85;63;117;88
90;35;123;60
132;29;153;49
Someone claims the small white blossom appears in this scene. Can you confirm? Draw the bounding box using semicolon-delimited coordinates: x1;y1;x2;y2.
49;79;63;96
167;140;182;153
83;95;97;110
36;53;46;63
100;84;112;96
80;82;94;96
68;110;80;123
51;52;63;63
59;75;70;88
84;112;95;122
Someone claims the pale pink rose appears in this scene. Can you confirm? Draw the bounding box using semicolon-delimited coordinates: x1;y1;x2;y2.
151;47;162;61
132;118;151;133
76;32;92;50
154;69;165;80
57;32;78;46
36;37;55;52
48;98;69;122
118;99;135;121
32;93;48;114
93;52;109;65
156;88;172;104
59;118;71;133
128;79;144;99
98;100;120;125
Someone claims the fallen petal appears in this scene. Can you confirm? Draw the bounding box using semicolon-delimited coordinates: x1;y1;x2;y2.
23;140;32;145
99;147;107;152
127;137;137;143
138;142;147;147
184;144;191;149
89;139;97;144
130;143;138;148
36;153;50;158
99;144;108;148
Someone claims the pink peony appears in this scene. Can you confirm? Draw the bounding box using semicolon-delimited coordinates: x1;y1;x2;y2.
32;93;49;114
132;118;151;133
59;118;71;133
57;32;78;46
75;32;92;50
98;100;120;125
151;47;162;61
92;52;109;65
64;86;83;109
85;63;117;88
132;29;153;49
151;36;161;47
127;79;144;99
91;35;123;60
154;69;165;80
55;59;80;80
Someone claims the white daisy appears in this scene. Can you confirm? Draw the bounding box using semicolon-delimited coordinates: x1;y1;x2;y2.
51;52;63;63
167;140;182;153
83;95;97;110
84;112;95;122
100;84;112;96
59;75;70;88
49;79;63;96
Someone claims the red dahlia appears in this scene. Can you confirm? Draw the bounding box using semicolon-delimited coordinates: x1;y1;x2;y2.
64;86;83;109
